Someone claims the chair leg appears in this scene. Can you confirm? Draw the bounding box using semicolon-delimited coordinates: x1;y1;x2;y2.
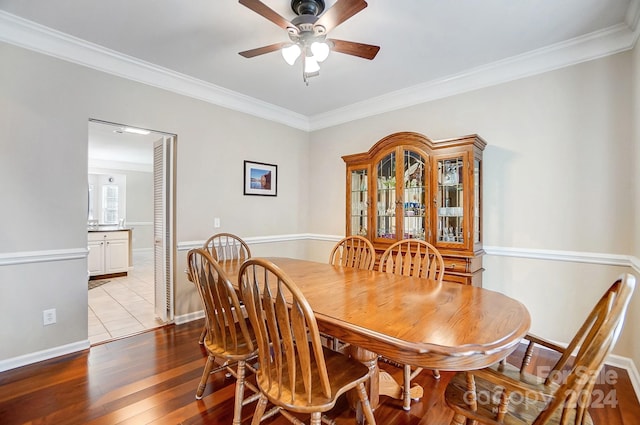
433;369;440;379
198;325;207;344
251;395;269;425
355;382;376;425
320;415;336;425
450;413;468;425
232;360;246;425
310;412;322;425
196;355;215;399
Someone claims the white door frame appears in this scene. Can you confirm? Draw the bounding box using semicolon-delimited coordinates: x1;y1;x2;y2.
88;118;176;324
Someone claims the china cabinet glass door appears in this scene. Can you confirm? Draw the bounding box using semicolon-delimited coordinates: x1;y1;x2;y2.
435;156;465;245
401;150;426;240
349;168;369;237
374;149;427;242
473;158;482;246
375;152;396;240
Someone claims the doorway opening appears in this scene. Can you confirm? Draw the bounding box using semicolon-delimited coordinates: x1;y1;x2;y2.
87;119;176;344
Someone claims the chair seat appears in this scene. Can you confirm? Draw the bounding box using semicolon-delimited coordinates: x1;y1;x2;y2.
445;370;593;425
256;344;372;414
203;320;257;360
490;361;550;389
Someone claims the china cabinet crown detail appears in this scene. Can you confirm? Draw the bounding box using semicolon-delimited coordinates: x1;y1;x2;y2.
343;132;486;286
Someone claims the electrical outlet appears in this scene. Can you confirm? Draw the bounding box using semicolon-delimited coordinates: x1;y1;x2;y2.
214;217;221;228
43;308;57;326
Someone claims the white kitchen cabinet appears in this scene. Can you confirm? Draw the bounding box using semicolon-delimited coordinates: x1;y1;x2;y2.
88;230;131;277
87;237;105;275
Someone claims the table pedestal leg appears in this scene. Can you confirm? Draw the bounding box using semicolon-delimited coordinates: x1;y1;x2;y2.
347;348;425;422
347;345;379;414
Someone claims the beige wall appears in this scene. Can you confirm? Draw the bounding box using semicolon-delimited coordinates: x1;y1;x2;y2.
1;38;638;379
0;41;308;362
630;35;640;380
308;53;634;253
308;52;639;366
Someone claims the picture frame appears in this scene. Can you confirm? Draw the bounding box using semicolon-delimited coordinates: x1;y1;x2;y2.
243;160;277;196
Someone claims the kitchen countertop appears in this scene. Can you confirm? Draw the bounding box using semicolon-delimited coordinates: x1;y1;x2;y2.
88;226;133;232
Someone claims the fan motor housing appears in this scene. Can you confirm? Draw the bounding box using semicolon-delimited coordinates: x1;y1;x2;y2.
291;0;325;16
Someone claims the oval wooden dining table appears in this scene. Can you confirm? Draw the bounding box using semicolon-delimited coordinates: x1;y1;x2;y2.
220;257;531;412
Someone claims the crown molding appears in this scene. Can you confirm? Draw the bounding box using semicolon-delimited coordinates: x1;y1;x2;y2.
0;11;310;131
1;7;639;132
308;20;640;130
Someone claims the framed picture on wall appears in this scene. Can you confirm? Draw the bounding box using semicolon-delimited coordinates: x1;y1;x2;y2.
244;160;277;196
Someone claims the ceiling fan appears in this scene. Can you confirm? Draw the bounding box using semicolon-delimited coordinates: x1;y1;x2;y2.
238;0;380;84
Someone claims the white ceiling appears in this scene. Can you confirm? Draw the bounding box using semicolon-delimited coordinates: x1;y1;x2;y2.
1;0;639;131
87;121;161;168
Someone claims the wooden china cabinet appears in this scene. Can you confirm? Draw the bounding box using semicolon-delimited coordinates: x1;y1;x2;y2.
342;132;486;286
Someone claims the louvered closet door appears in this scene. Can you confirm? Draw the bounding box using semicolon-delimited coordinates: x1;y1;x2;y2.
153;136;175;322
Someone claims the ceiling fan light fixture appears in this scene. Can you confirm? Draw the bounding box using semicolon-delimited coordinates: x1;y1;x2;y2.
310;41;330;62
304;55;320;73
238;0;380;85
282;43;302;65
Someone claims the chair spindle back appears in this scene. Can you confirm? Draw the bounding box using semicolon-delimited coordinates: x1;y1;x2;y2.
379;239;444;282
239;258;331;405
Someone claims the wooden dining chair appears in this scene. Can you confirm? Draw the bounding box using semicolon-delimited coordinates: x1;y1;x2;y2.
239;258;377;425
324;235;376;352
187;248;260;425
204;232;252;262
197;232;252;344
329;235;376;270
378;238;445;410
445;273;635;425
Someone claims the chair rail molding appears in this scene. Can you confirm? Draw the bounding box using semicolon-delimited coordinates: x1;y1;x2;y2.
2;241;636;272
0;248;87;266
484;245;639;273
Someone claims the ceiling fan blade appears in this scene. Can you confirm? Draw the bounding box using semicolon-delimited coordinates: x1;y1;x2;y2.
239;42;288;58
239;0;295;30
329;39;380;60
314;0;368;33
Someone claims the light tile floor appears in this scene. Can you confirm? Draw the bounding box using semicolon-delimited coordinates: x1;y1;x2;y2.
88;251;166;345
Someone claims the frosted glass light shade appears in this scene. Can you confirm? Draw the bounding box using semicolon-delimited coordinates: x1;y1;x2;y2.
304;56;320;73
311;41;330;62
281;44;301;65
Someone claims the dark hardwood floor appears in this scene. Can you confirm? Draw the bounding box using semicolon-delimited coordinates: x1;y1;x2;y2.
1;320;638;424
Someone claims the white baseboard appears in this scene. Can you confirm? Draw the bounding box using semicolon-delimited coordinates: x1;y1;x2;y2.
606;353;640;398
0;340;90;373
174;309;204;325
